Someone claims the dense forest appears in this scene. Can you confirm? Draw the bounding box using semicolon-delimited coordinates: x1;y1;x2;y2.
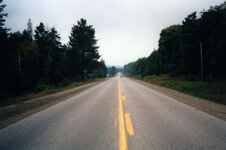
124;2;226;80
0;0;107;100
107;66;123;76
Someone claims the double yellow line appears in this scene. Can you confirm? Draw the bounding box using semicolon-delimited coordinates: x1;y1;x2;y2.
118;78;134;150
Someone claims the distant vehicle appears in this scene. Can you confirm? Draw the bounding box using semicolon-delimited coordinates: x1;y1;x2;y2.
120;75;123;78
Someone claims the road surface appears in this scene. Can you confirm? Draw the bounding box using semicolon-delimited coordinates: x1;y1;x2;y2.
0;76;226;150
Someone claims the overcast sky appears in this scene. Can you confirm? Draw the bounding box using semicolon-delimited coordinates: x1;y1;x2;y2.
4;0;225;66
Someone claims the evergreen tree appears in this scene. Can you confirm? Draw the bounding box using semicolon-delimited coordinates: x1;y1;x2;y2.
0;0;7;30
97;59;107;78
68;18;100;79
34;22;50;83
0;0;9;99
47;27;66;84
110;66;116;76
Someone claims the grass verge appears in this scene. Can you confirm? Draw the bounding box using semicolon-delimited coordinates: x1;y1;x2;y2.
0;78;105;107
132;74;226;105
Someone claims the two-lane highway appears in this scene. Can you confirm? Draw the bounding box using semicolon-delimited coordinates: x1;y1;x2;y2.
0;76;226;150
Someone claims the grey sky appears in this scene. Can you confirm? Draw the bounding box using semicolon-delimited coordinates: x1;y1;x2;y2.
4;0;225;66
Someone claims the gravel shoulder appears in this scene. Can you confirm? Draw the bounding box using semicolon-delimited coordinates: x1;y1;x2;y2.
129;77;226;121
0;79;107;129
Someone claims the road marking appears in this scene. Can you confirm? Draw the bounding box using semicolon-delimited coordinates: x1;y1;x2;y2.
122;96;126;101
125;113;134;136
118;78;128;150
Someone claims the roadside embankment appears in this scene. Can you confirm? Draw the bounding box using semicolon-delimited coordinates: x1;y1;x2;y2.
128;75;226;121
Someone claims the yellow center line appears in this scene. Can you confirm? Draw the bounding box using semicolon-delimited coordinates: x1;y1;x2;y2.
125;113;135;136
118;78;128;150
122;96;126;102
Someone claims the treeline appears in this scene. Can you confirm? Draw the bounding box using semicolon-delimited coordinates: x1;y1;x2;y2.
0;0;107;100
107;66;123;76
124;2;226;80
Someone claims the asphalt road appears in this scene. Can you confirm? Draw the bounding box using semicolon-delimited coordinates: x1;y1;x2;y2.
0;76;226;150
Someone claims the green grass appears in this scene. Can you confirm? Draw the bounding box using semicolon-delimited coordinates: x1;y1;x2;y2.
135;74;226;105
0;78;105;107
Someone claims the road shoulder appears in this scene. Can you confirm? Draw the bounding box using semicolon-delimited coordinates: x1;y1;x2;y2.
0;79;107;129
128;77;226;121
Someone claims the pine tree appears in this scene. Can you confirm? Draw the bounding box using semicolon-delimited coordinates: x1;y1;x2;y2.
97;59;107;77
34;22;49;83
68;18;100;78
0;0;7;30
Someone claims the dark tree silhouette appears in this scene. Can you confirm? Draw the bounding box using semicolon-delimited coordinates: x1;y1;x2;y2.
124;2;226;80
0;2;107;103
68;18;100;79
